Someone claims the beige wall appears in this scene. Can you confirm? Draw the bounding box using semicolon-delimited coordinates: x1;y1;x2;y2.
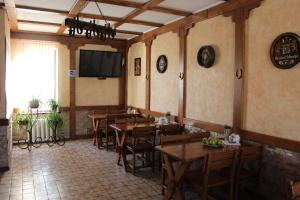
127;42;146;108
151;32;179;115
186;15;235;126
75;44;120;106
57;44;70;107
243;0;300;141
0;9;10;118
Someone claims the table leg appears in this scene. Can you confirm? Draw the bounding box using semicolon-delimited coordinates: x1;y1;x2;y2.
115;130;128;171
163;154;190;200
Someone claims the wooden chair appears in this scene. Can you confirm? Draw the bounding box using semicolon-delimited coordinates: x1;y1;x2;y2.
160;133;207;195
290;181;300;200
158;124;182;136
235;145;263;199
125;126;156;175
185;150;238;200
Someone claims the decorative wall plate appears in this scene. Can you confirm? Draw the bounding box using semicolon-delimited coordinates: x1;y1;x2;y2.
270;32;300;69
197;45;215;68
156;55;168;73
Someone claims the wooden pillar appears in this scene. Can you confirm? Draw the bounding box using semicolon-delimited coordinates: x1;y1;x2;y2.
117;46;127;109
177;25;192;124
123;43;131;110
67;43;80;139
145;38;154;111
231;2;260;132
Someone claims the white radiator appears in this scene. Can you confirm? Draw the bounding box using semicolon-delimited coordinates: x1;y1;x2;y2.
31;119;53;141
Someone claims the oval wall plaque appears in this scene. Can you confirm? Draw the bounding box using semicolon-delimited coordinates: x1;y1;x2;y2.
156;55;168;73
270;32;300;69
197;45;215;68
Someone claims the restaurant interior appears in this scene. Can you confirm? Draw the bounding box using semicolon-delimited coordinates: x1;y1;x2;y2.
0;0;299;199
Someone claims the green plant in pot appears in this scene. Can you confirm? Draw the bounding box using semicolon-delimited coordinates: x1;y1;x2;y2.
13;112;30;130
46;112;63;140
48;99;59;112
29;97;41;109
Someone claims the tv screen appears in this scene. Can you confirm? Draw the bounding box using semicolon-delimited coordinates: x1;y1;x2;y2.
79;50;123;78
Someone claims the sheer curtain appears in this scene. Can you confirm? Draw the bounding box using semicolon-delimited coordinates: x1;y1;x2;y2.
7;40;58;114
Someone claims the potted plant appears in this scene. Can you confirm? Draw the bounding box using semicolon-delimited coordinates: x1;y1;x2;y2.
13;112;29;130
46;112;64;139
29;97;41;109
48;99;59;112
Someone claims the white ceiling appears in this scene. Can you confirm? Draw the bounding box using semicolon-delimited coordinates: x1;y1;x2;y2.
82;3;135;18
17;9;65;24
118;23;154;33
133;11;179;24
9;0;226;40
15;0;75;11
159;0;225;13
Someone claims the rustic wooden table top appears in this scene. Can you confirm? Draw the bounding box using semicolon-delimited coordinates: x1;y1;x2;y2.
109;122;157;132
156;141;241;162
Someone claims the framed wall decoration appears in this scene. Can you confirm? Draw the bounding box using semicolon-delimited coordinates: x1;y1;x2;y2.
156;55;168;73
134;57;141;76
270;32;300;69
197;45;215;68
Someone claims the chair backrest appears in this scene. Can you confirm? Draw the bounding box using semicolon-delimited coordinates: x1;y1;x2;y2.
290;181;300;200
237;145;263;177
132;126;156;138
202;150;238;186
159;124;182;136
160;133;205;146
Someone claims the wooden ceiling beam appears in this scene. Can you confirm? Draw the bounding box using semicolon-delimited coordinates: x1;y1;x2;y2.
57;0;88;34
87;0;191;16
4;0;18;30
14;4;162;27
114;0;166;28
18;19;142;35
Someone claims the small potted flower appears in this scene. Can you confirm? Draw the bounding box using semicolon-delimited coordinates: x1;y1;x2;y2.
48;99;59;112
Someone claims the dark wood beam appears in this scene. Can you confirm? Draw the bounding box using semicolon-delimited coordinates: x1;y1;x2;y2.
57;0;88;34
11;31;127;48
114;0;166;28
144;37;154;111
15;4;163;27
18;19;61;27
87;0;191;16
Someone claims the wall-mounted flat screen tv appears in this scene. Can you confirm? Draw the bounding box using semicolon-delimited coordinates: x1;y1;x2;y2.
79;50;123;78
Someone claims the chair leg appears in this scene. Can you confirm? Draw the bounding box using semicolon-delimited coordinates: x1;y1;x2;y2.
229;181;234;200
106;132;109;151
152;150;155;173
161;167;166;195
132;151;136;176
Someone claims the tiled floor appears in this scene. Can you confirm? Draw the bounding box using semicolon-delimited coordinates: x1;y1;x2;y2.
0;139;162;200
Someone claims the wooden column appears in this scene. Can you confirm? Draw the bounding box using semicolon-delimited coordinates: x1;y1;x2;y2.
123;43;131;110
117;46;127;109
145;38;154;111
67;43;80;139
231;3;260;132
177;25;191;124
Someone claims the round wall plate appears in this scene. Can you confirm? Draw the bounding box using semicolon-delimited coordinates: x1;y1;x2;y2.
197;45;215;68
156;55;168;73
270;32;300;69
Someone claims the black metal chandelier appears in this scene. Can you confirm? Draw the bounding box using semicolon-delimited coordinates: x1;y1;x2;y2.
65;2;116;41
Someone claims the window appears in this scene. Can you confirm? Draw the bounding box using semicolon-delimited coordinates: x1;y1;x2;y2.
7;40;58;113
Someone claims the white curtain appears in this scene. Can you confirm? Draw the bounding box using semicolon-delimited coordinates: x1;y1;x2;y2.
7;40;58;113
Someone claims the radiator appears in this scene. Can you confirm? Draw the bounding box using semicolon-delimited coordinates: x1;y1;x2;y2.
31;118;53;141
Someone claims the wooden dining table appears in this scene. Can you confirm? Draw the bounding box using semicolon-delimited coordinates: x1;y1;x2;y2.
109;122;157;170
156;142;241;200
88;113;108;149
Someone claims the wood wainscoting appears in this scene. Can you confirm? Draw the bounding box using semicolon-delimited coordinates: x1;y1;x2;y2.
240;130;300;154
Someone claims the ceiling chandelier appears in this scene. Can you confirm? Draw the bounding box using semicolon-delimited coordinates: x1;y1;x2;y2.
65;2;116;40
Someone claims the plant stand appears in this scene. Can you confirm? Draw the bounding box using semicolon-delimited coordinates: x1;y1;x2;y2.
17;130;42;151
46;126;65;147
